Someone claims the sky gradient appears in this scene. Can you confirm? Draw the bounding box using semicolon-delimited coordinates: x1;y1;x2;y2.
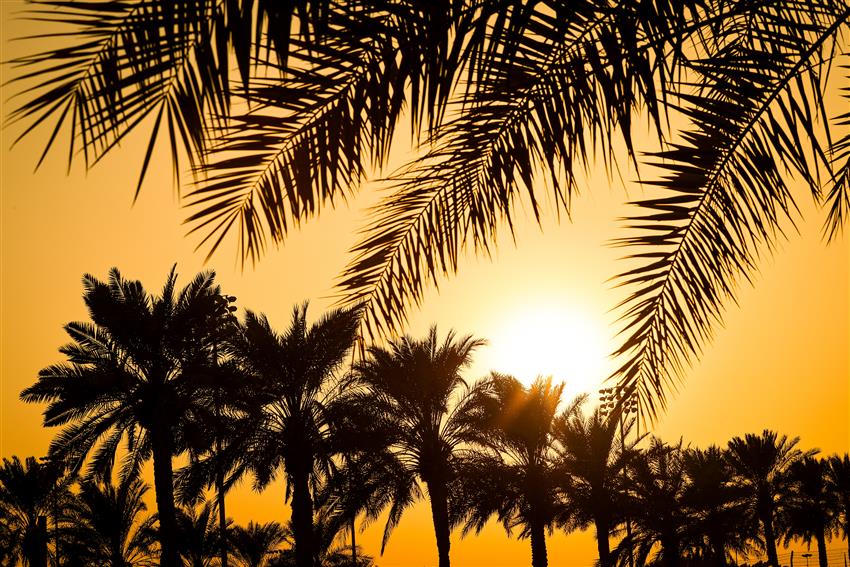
1;2;848;565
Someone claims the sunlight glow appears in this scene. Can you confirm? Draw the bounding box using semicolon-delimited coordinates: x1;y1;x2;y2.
485;301;612;401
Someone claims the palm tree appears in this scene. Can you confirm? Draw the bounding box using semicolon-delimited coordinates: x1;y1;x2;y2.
826;454;850;562
551;398;636;567
726;430;811;567
681;446;752;566
783;457;837;567
175;502;222;567
20;267;229;567
348;327;487;567
62;476;158;567
229;303;360;567
7;2;850;417
0;456;71;567
176;356;249;567
267;515;376;567
621;438;689;567
456;374;575;567
229;521;288;567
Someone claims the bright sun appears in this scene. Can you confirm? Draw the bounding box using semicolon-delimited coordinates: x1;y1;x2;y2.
484;301;612;400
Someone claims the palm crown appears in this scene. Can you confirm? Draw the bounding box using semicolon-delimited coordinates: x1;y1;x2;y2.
19;267;229;566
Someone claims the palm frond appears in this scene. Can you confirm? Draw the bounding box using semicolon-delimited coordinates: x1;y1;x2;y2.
614;2;850;419
337;0;717;339
823;61;850;240
183;2;408;263
4;0;232;195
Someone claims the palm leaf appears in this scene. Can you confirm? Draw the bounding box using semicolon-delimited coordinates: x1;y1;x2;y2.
337;0;737;339
183;1;436;263
614;2;850;419
823;61;850;240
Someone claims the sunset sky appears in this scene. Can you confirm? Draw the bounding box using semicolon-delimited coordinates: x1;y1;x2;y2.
1;2;848;565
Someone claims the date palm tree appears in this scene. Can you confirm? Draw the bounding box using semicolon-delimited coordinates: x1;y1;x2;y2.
176;502;221;567
7;1;850;420
20;267;229;567
551;398;637;567
456;374;577;567
228;303;360;567
62;476;158;567
229;521;288;567
725;430;812;567
783;456;838;567
0;456;72;567
621;438;689;567
681;446;752;566
348;327;487;567
826;454;850;562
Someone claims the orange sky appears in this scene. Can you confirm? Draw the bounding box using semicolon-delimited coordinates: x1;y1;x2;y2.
1;3;848;565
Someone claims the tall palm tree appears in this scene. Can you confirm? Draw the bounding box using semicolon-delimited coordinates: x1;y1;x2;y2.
348;327;487;567
20;267;230;567
456;374;576;567
551;398;636;567
621;438;689;567
229;521;288;567
681;446;752;566
783;456;838;567
62;476;158;567
0;456;71;567
229;303;360;567
826;454;850;562
7;2;850;417
726;430;811;567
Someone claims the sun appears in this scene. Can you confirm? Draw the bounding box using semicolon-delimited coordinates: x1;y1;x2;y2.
484;300;612;400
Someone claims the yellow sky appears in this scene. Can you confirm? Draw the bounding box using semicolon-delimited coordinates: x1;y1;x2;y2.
1;3;848;565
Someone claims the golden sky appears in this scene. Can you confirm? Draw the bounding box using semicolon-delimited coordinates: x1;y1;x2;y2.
1;3;848;565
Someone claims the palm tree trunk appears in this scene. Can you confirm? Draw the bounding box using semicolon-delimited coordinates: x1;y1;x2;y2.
216;458;228;567
815;528;828;567
425;479;452;567
529;519;548;567
661;534;680;567
761;512;780;567
594;516;611;567
291;465;315;567
151;425;179;567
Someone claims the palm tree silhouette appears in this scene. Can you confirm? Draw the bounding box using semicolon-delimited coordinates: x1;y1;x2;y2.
348;327;487;567
826;454;850;562
20;267;228;566
176;502;222;567
228;303;360;567
680;446;752;566
62;476;157;567
783;456;838;567
551;397;637;567
7;2;850;417
726;430;812;567
621;437;689;567
0;456;71;567
229;521;288;567
177;357;248;567
456;374;575;567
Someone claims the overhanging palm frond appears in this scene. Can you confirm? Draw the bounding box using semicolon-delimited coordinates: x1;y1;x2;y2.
337;0;717;340
823;61;850;240
5;0;339;198
183;2;412;263
4;0;229;195
614;2;850;420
